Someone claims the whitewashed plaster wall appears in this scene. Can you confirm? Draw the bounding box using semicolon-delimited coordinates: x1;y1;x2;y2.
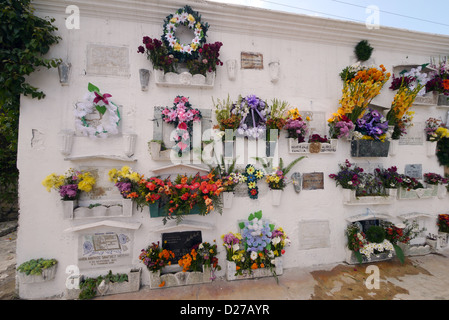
16;0;449;298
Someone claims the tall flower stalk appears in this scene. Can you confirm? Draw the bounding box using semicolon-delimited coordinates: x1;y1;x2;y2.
339;65;390;123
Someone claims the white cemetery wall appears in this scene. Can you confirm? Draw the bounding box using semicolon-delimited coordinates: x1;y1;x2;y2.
15;0;449;298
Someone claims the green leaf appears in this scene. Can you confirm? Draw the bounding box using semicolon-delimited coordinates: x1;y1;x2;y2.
269;224;275;232
238;222;245;230
393;244;405;265
95;105;106;115
254;210;262;220
248;213;255;221
88;82;99;93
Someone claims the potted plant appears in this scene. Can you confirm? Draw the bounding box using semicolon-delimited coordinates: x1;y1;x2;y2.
257;156;305;206
17;258;58;284
108;165;142;214
329;160;397;205
284;107;309;153
351;108;391;157
214;158;243;209
437;214;449;249
397;174;438;200
424;117;445;156
265;99;288;156
423;172;448;199
345;223;407;265
426;57;449;106
223;211;290;281
42;169;96;219
139;241;175;288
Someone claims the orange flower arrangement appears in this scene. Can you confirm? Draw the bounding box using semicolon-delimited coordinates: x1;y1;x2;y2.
339;65;391;123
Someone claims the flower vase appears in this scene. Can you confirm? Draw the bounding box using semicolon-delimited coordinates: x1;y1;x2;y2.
426;141;437;157
223;192;234;209
389;139;399;156
154;69;165;82
271;189;283;206
205;71;215;85
437;184;447;199
61;200;77;219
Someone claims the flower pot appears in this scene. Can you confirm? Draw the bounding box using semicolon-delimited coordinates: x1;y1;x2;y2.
426;141;437;157
222;192;234;209
154;69;165;82
191;74;206;85
149;266;212;289
225;257;283;281
343;188;397;205
438;93;449;106
398;185;437;200
389;139;399;156
345;248;393;265
205;71;215;85
437;184;447;199
18;264;57;284
61;200;77;219
271;189;283;206
179;72;192;85
438;232;449;249
350;140;390;157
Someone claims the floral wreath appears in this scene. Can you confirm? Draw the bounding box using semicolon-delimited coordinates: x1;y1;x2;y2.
162;5;209;62
242;164;264;199
232;95;268;139
161;95;202;156
74;83;121;138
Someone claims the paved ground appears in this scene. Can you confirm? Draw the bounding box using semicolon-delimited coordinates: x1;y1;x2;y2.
2;220;449;301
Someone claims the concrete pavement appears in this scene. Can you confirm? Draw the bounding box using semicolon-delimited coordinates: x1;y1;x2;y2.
95;249;449;300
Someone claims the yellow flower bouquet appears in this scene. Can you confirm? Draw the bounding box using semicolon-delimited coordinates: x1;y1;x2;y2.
339;65;391;123
42;168;96;200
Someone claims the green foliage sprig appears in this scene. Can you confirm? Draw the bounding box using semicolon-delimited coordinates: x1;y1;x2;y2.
17;258;57;275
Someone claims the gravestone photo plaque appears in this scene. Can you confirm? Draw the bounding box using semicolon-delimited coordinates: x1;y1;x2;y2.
241;52;263;69
162;231;202;264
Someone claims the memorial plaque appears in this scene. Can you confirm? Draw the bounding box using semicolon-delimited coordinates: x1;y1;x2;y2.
302;172;324;190
86;44;130;77
79;231;132;269
405;164;422;179
399;122;424;145
162;231;202;263
241;52;263;69
298;220;330;250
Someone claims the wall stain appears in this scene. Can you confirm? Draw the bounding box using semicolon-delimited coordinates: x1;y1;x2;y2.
310;258;432;300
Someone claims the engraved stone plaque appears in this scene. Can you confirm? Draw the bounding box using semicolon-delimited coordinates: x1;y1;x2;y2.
241;52;263;69
399;122;424;145
86;44;130;77
302;172;324;190
405;164;422;179
78;231;132;269
298;220;330;250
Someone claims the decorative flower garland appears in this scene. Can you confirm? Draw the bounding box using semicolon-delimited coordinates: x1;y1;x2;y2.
161;96;202;155
232;95;268;139
162;5;209;62
242;164;264;199
74;83;121;138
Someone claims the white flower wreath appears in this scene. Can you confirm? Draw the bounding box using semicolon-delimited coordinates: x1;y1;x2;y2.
74;83;121;138
162;5;208;60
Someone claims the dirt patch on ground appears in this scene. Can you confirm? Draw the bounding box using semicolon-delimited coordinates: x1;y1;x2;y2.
310;258;432;300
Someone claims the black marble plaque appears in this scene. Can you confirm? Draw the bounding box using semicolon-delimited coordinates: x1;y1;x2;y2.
162;231;202;263
350;140;390;157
